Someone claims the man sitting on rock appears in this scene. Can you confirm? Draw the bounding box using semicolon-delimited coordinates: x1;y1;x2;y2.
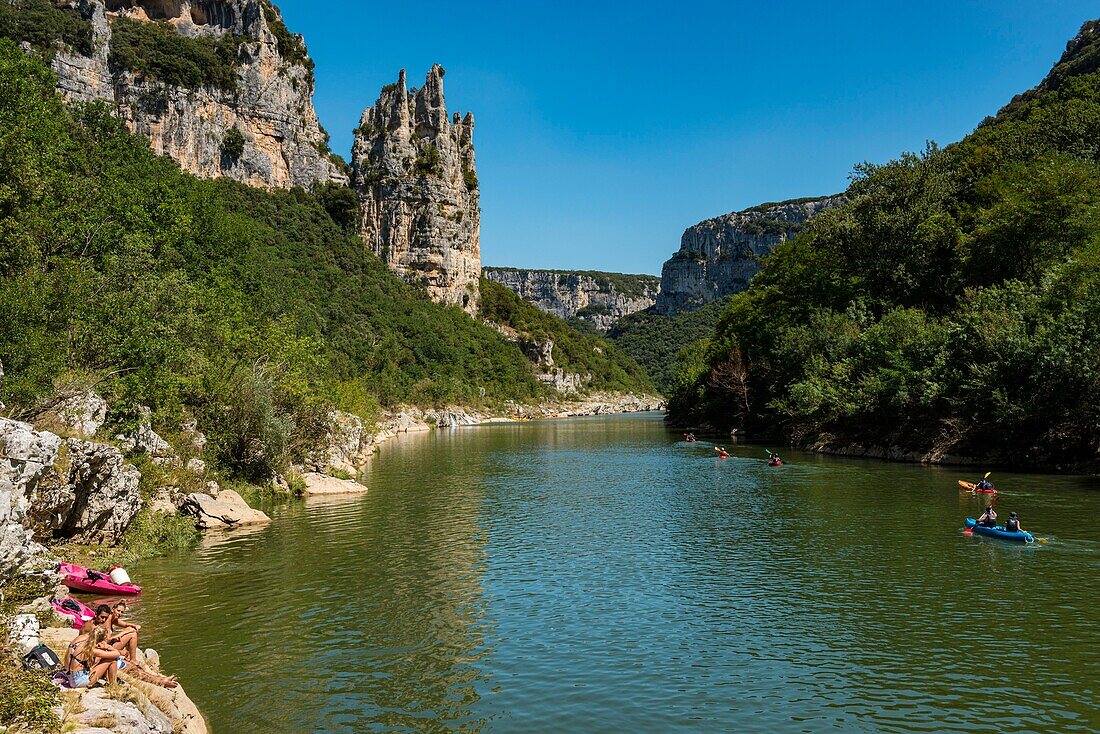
81;602;140;661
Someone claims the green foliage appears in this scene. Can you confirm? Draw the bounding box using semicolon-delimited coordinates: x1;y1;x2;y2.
221;127;245;160
463;167;479;191
607;299;730;394
668;30;1100;468
479;279;654;394
0;574;55;615
0;663;61;734
413;143;442;176
108;17;241;91
0;0;92;57
0;42;548;482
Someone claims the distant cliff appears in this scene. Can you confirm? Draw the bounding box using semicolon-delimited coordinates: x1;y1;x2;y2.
656;196;842;314
2;0;345;189
351;65;481;313
483;268;659;332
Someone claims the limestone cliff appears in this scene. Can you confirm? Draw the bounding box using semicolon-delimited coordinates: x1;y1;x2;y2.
483;268;660;332
10;0;344;189
656;196;843;314
350;65;481;313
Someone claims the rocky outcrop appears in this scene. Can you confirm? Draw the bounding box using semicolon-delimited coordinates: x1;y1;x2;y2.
1;416;143;565
0;418;61;583
656;196;843;314
483;268;660;331
301;472;367;495
23;0;344;189
27;437;143;544
351;65;481;312
35;391;108;438
115;406;176;463
181;488;270;529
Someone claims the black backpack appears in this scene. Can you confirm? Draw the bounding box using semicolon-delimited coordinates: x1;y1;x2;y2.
22;644;61;671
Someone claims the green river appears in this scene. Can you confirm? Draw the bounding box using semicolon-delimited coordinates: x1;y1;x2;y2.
129;413;1099;733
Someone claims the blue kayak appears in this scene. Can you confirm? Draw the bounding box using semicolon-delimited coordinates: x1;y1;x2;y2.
965;518;1034;544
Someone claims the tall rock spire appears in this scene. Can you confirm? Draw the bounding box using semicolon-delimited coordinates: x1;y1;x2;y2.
350;65;481;313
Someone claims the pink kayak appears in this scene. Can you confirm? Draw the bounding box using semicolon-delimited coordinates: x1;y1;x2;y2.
60;562;141;596
52;596;97;630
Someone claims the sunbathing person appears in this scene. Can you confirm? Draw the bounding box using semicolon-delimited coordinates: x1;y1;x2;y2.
64;627;120;688
81;602;140;660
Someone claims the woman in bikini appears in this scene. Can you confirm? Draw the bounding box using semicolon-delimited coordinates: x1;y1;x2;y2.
64;627;120;688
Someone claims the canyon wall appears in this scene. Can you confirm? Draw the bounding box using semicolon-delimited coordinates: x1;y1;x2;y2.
656;196;842;314
13;0;344;189
483;268;660;332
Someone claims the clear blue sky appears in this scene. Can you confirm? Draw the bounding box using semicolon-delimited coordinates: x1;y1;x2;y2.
277;1;1097;275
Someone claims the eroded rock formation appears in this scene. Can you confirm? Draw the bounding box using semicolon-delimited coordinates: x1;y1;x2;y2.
656;196;843;314
483;268;660;332
351;65;481;312
33;0;344;189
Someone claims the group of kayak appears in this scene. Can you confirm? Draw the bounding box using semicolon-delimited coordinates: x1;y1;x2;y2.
959;474;1037;544
683;434;782;466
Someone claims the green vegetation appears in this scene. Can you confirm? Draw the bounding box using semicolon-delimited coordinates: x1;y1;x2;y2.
0;0;92;57
479;279;655;394
413;143;442;176
0;42;548;483
221;127;245;160
607;299;731;395
463;167;479;191
669;26;1100;468
0;663;60;734
108;16;242;91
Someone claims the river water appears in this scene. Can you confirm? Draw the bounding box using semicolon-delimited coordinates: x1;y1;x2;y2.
130;413;1100;733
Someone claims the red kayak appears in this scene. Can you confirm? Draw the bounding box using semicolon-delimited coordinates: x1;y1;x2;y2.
60;562;141;596
51;597;97;630
958;480;997;495
768;460;782;467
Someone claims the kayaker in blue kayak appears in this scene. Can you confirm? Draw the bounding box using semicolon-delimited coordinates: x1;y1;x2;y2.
976;505;998;527
1005;511;1025;533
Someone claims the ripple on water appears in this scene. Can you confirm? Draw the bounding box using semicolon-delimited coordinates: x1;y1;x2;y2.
130;416;1100;733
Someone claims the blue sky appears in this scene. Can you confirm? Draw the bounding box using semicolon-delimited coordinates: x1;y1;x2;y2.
277;1;1097;275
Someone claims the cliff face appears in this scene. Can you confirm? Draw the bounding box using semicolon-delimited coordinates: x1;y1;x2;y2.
655;196;842;314
30;0;344;189
350;66;481;313
483;268;660;332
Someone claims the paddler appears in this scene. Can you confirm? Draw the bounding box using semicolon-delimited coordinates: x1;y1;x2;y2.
975;476;995;492
1005;511;1025;533
976;505;998;528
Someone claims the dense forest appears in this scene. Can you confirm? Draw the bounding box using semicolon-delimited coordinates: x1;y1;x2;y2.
606;299;731;395
668;21;1100;469
0;42;642;480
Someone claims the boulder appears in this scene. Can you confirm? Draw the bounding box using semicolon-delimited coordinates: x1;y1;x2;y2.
27;438;142;544
36;391;108;438
181;491;270;530
0;417;62;583
308;410;373;474
8;613;40;654
115;407;176;463
301;472;368;496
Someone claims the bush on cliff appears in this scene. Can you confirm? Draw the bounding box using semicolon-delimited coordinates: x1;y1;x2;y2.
668;25;1100;468
0;40;546;481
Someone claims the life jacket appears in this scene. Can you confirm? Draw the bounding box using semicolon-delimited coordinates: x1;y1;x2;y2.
1006;518;1019;532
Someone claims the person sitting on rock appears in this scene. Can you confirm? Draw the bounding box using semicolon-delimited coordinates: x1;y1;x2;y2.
107;600;142;660
64;627;121;688
81;602;139;661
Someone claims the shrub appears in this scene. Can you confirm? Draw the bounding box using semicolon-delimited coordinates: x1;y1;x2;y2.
221;127;245;160
413;144;442;176
108;17;241;91
462;167;478;191
0;663;61;734
0;0;93;57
